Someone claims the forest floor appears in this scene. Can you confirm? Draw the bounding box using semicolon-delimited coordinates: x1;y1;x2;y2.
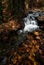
0;9;44;65
0;29;44;65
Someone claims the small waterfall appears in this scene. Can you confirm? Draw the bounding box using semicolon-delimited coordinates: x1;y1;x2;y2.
15;12;39;49
19;11;44;34
23;17;39;32
19;13;39;34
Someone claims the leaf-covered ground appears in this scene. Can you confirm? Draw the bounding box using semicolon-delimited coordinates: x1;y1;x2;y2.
7;30;44;65
0;29;44;65
0;10;44;65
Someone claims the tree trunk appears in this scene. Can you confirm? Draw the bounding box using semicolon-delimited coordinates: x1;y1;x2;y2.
2;0;14;23
0;0;3;24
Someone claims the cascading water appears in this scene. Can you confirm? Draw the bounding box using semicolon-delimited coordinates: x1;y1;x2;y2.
23;17;39;32
14;11;44;49
19;13;39;34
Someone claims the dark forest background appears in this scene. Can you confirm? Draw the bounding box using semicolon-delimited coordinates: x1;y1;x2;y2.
0;0;44;23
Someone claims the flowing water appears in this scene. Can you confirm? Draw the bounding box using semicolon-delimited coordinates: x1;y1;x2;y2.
16;11;44;48
19;11;40;33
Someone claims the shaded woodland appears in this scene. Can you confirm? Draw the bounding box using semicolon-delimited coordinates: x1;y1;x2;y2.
0;0;44;23
0;0;44;65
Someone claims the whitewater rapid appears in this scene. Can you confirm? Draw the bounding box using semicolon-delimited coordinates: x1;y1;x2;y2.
23;17;39;32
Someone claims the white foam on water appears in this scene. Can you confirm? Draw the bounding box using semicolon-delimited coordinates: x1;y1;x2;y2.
19;13;39;34
23;24;39;32
23;17;39;32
